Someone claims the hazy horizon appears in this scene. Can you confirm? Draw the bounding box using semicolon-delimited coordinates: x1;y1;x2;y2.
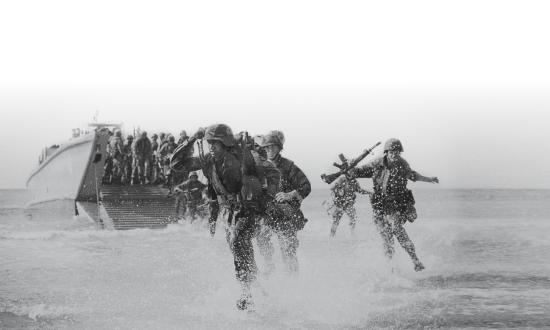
1;1;550;190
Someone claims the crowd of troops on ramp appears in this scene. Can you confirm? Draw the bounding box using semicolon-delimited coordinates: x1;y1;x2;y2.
104;124;439;311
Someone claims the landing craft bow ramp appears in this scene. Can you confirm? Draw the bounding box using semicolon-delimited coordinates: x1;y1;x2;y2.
77;185;177;230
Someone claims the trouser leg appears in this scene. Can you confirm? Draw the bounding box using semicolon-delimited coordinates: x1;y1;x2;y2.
123;159;132;184
131;158;139;184
345;205;357;233
137;158;146;183
144;158;150;183
188;203;197;222
374;209;394;259
175;196;182;218
391;214;421;264
255;222;275;273
208;200;219;237
277;228;299;273
111;158;121;179
220;208;258;309
330;206;344;237
227;215;258;287
103;156;112;181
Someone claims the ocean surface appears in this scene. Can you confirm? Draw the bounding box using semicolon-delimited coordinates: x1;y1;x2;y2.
1;188;550;329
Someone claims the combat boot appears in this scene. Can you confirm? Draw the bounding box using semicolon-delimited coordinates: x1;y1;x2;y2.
236;293;254;311
413;259;425;272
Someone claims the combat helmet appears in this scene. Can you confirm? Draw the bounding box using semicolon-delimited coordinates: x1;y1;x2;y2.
204;124;235;147
383;138;404;153
261;130;285;149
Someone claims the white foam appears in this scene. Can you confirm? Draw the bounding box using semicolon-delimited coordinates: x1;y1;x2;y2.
1;303;85;321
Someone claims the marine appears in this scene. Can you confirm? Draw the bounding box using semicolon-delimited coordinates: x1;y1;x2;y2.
258;130;311;274
158;135;178;193
329;175;371;237
349;138;439;271
150;133;160;184
131;131;152;185
122;134;134;184
170;123;262;310
249;134;282;275
174;171;207;221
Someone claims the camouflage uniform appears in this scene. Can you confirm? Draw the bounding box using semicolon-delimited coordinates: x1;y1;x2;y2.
150;134;160;183
111;132;125;177
250;138;281;275
350;138;438;271
131;132;152;184
170;124;261;310
158;136;178;191
329;176;369;237
174;173;206;221
122;136;134;184
259;131;311;274
103;130;115;182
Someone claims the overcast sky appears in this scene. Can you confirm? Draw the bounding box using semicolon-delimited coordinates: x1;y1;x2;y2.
1;0;549;189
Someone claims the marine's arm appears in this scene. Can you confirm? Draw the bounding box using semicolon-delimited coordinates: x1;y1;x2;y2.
116;140;124;155
411;171;439;184
275;162;311;203
174;180;189;194
404;158;438;183
348;160;375;179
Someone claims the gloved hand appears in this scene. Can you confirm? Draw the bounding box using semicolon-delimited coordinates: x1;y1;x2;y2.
346;168;359;179
275;190;301;203
193;127;205;140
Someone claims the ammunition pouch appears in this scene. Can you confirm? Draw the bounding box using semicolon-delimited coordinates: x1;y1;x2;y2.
241;175;263;202
264;201;308;231
371;189;417;222
218;193;260;228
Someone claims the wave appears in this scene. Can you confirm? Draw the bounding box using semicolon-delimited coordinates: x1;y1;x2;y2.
0;221;211;241
0;303;82;321
416;272;550;290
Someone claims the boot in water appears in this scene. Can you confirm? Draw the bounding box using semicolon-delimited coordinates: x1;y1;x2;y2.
236;295;254;311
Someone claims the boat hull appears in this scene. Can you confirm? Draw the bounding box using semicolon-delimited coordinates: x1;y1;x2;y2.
26;130;109;207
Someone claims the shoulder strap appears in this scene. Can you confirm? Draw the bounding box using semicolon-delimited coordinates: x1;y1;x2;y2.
210;162;230;196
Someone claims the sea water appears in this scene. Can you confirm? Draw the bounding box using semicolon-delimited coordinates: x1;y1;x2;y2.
1;189;549;329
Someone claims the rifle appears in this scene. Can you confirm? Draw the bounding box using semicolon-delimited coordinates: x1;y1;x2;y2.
320;142;381;184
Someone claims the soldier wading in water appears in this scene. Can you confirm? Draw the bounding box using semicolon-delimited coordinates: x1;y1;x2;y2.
257;130;311;274
348;138;439;271
170;124;263;311
329;175;371;237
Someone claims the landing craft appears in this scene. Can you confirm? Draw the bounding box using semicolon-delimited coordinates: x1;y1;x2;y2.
26;123;177;229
